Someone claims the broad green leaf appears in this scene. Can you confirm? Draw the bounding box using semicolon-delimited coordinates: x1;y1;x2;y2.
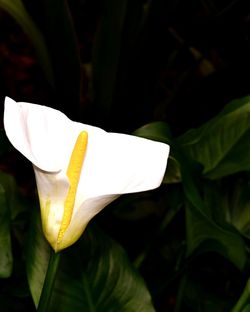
176;96;250;179
26;208;156;311
176;96;250;147
218;96;250;116
185;203;246;271
133;121;171;144
221;179;250;239
0;0;53;84
162;156;181;183
176;149;247;270
0;171;15;278
243;305;250;312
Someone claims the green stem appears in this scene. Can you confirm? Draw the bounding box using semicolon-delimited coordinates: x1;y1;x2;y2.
231;279;250;312
37;249;61;312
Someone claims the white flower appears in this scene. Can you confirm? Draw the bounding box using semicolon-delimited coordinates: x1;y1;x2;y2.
4;97;170;252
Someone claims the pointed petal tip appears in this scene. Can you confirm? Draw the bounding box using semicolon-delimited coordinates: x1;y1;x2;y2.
4;96;14;105
3;97;64;172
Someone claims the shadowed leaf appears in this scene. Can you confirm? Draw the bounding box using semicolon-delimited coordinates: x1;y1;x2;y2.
26;208;156;311
176;96;250;179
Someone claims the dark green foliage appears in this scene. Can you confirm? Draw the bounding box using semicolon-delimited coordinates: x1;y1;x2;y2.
26;208;155;311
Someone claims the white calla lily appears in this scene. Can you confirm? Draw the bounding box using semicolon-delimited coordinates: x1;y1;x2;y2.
4;97;170;252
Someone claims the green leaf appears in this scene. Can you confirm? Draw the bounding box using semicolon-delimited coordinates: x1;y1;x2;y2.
162;156;181;183
26;208;156;311
242;305;250;312
218;96;250;116
185;203;246;271
0;0;53;84
133;121;171;144
176;96;250;179
176;149;247;270
0;171;16;278
221;178;250;239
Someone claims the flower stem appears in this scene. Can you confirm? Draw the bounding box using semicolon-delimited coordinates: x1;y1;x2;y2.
37;249;61;312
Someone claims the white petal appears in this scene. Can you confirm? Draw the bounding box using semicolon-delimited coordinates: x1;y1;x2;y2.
57;194;117;251
61;130;169;250
62;130;169;250
4;97;72;171
75;131;169;202
4;97;107;173
33;167;69;249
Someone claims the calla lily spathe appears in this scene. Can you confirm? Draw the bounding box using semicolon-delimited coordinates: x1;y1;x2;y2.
4;97;170;252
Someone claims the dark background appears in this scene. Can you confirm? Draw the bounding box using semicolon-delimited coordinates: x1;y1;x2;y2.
1;0;250;135
0;1;250;311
